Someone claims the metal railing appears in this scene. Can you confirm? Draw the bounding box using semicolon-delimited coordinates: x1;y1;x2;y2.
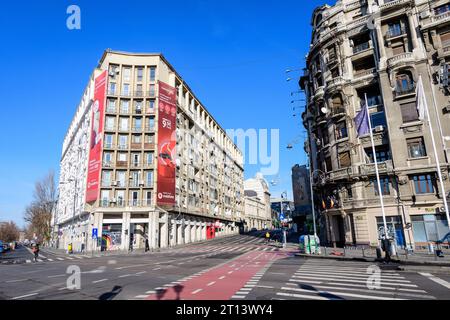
395;83;415;97
385;26;406;39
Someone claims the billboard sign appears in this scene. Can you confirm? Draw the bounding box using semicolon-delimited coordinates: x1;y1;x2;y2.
156;81;177;206
86;70;107;203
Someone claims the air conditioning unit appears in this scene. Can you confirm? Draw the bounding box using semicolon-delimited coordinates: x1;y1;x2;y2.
136;106;142;114
111;181;117;186
139;181;145;186
374;126;385;133
109;70;116;77
110;198;117;203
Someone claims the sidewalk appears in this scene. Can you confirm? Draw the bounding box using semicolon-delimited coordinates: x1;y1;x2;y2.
294;246;450;267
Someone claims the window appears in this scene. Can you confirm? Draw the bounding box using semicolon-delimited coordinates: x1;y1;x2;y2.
145;134;155;144
134;118;142;130
149;67;156;82
136;84;143;96
117;190;125;206
119;117;129;131
118;152;127;162
130;171;140;187
387;22;403;38
339;151;351;168
412;214;449;243
137;67;143;82
103;152;113;166
101;190;110;207
130;191;139;206
148;100;155;113
102;171;112;187
407;137;427;158
149;84;156;97
105;134;113;148
395;73;414;95
132;134;141;144
372;176;390;196
145;152;154;165
370;111;387;128
118;135;128;149
147;117;155;130
107;99;116;112
145;191;152;206
413;174;435;194
122;83;130;96
145;171;154;186
400;102;419;123
105;116;115;130
365;145;391;163
441;32;450;48
120;100;130;114
435;4;450;16
131;153;140;167
335;121;348;140
116;171;126;187
123;67;131;82
109;82;116;94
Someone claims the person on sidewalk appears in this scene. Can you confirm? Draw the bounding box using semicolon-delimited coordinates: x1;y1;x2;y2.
265;231;270;244
129;233;134;252
31;243;39;262
144;234;150;252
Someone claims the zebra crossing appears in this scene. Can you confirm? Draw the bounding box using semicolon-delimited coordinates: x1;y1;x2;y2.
275;260;436;300
23;253;102;264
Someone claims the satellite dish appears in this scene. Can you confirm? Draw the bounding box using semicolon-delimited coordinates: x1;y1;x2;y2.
321;107;329;114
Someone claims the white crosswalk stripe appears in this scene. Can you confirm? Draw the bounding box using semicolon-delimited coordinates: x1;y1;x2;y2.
275;261;436;300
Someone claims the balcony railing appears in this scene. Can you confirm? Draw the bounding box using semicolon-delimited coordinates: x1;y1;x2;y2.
331;106;346;117
328;167;354;181
353;68;376;79
103;161;113;168
104;143;114;149
100;200;152;208
107;90;157;98
386;52;413;68
359;160;393;175
116;161;128;168
131;126;142;133
117;144;129;150
144;126;155;132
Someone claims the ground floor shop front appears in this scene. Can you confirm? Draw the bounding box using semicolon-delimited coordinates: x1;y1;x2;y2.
321;205;450;250
61;210;239;252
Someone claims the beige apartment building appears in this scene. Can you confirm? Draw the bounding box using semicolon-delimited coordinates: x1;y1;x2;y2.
243;173;272;231
301;0;450;249
53;50;244;252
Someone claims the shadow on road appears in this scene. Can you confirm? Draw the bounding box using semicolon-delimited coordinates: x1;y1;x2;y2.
98;285;122;300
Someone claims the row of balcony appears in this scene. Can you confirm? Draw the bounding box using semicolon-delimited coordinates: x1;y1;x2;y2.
100;199;153;208
107;90;156;98
104;143;156;150
104;126;156;133
101;180;154;188
103;161;154;169
319;160;395;183
105;107;156;115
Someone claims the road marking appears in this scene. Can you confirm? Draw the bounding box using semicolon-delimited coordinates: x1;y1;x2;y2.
6;279;28;283
135;271;147;275
192;289;202;294
280;286;405;300
207;281;216;286
292;275;417;287
135;295;149;299
47;259;53;262
119;274;131;278
146;290;156;294
240;288;252;291
255;285;274;289
219;276;226;280
231;295;246;299
295;271;409;282
66;257;74;260
57;258;64;261
36;259;43;262
325;282;427;293
228;271;233;274
11;293;38;300
235;291;249;295
277;292;328;300
419;272;450;290
25;260;31;263
48;274;66;278
153;267;161;270
92;279;108;284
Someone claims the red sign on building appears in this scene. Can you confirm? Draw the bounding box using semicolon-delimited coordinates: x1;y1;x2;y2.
86;70;107;203
156;81;177;206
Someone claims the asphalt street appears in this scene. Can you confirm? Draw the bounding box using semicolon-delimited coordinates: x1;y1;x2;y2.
0;233;449;300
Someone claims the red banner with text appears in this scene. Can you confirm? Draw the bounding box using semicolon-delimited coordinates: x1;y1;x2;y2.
157;81;177;206
86;70;107;203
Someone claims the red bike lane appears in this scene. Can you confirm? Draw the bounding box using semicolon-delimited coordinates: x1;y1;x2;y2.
146;250;291;300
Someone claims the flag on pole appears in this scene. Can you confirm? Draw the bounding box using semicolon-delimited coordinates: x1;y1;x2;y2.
354;104;370;137
416;75;427;121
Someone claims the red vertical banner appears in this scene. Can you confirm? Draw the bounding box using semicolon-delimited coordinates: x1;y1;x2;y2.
157;81;177;206
86;70;107;203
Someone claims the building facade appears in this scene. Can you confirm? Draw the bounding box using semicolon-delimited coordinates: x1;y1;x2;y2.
243;173;272;230
53;50;244;252
301;0;450;248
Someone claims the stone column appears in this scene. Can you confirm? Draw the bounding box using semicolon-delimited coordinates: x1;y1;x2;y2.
375;23;387;67
407;12;419;52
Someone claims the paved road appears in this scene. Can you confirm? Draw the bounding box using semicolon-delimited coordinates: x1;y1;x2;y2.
0;233;449;300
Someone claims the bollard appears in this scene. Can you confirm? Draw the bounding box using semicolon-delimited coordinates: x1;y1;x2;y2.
343;246;346;257
324;246;327;256
362;247;365;258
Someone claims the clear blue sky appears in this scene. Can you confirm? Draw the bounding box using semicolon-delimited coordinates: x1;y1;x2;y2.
0;0;329;228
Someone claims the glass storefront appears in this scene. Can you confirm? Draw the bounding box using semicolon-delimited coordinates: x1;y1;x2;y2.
411;214;449;243
101;224;122;251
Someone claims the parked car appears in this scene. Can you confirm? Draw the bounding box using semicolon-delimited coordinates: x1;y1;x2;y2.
3;243;10;252
0;241;3;254
250;228;257;232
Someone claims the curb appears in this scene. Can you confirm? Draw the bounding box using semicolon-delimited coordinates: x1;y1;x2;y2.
294;253;450;267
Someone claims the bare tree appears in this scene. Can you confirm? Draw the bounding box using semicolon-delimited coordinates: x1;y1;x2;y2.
23;171;57;243
0;221;20;242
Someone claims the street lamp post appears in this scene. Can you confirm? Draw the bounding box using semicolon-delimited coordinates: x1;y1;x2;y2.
280;191;288;248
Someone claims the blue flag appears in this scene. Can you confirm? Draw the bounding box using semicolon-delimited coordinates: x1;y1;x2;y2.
354;105;370;137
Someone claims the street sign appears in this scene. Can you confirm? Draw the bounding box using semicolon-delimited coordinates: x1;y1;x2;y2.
279;212;285;221
92;228;98;239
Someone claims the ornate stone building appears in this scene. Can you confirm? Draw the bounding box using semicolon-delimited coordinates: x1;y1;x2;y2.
301;0;450;248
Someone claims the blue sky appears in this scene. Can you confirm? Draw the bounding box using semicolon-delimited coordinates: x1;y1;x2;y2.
0;0;329;228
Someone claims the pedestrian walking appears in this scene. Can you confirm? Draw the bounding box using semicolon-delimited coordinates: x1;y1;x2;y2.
145;236;150;252
129;233;134;252
265;231;270;244
32;243;39;262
